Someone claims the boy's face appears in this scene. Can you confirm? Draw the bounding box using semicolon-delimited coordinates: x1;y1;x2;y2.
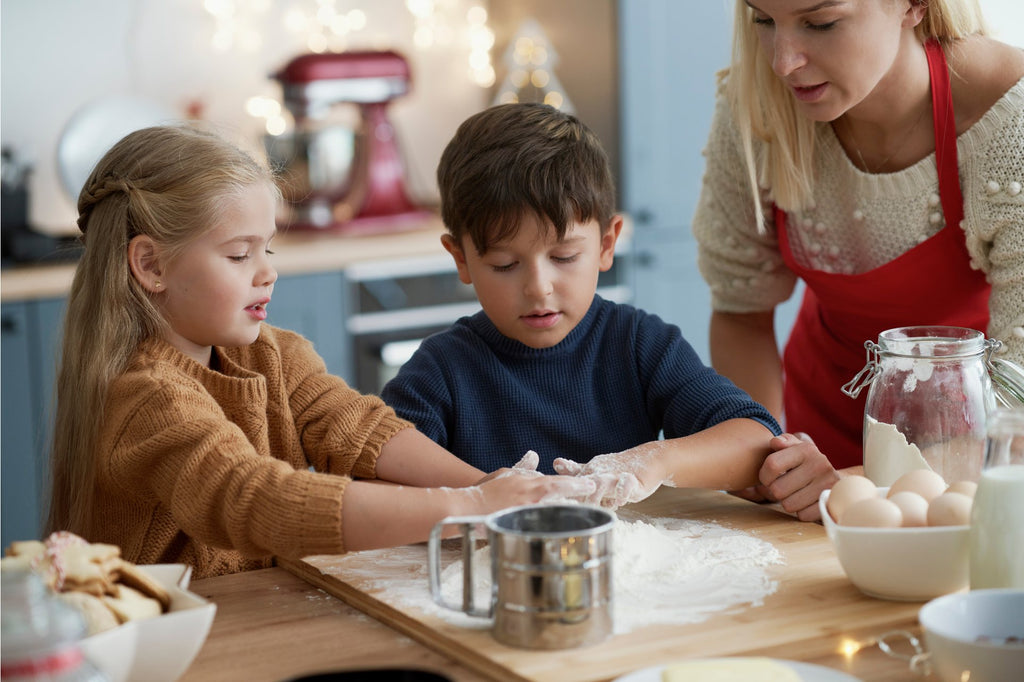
442;214;622;349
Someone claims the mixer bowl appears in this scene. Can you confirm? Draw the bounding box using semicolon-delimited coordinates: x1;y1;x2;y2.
265;126;356;200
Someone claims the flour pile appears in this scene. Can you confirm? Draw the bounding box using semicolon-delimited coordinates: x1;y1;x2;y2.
609;512;783;632
329;512;783;635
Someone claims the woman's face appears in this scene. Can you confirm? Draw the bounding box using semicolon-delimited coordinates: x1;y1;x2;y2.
745;0;919;121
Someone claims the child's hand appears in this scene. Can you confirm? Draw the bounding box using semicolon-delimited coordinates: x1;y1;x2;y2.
474;450;544;484
751;433;839;521
474;464;597;512
552;451;664;509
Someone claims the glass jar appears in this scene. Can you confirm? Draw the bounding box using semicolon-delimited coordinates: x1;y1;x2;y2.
843;326;1004;486
969;408;1024;589
0;569;109;682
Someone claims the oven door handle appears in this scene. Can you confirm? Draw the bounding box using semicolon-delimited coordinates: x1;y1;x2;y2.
346;301;482;335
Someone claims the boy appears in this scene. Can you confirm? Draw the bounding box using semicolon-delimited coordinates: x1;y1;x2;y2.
381;103;784;508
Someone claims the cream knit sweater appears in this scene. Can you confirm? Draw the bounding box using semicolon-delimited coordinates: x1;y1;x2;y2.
92;325;411;578
693;77;1024;366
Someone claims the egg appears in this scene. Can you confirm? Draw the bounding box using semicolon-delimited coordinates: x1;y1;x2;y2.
888;469;947;503
888;491;930;527
826;475;878;522
926;491;973;526
945;480;977;498
841;497;903;528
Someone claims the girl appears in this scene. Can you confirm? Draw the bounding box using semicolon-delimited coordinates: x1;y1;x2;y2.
46;124;593;578
692;0;1024;519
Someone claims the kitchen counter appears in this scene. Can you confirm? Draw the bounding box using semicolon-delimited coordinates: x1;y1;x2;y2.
0;213;448;303
182;489;937;682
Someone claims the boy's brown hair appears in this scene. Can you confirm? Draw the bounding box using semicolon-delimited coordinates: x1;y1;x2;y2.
437;103;615;254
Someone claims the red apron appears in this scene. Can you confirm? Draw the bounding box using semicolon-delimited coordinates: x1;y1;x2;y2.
775;40;990;469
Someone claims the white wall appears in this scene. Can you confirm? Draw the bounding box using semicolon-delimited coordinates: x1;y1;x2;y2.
2;1;1021;237
987;0;1024;48
1;0;490;235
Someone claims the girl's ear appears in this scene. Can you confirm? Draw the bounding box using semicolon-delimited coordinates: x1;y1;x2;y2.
127;235;164;293
440;233;473;285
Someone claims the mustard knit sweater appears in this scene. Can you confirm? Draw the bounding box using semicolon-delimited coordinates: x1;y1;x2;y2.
91;324;411;578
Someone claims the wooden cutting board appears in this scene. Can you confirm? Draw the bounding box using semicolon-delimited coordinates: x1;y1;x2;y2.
280;488;923;682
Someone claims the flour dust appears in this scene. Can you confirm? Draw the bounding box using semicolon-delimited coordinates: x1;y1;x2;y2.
317;510;784;636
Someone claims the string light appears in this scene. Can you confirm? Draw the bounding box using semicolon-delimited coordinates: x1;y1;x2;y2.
493;18;574;112
404;1;495;87
203;0;270;52
838;637;863;660
203;2;495;134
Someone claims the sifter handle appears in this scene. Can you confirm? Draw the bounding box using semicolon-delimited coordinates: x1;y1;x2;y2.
428;515;491;618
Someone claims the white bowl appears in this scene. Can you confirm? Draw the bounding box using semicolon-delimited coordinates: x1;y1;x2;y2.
80;564;216;682
819;488;969;601
919;589;1024;682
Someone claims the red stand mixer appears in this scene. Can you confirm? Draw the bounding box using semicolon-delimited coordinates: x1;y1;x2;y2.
269;50;427;232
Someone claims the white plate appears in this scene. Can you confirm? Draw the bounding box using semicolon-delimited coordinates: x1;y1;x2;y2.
56;95;179;199
614;659;862;682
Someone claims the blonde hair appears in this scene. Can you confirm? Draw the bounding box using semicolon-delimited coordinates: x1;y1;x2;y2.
726;0;988;228
47;124;276;536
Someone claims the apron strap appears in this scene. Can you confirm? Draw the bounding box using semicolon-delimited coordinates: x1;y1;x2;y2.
926;39;963;231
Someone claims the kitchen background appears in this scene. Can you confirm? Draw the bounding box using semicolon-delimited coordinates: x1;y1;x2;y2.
2;1;1023;546
4;0;1023;319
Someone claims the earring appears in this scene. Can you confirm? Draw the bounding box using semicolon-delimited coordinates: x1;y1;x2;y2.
154;281;162;289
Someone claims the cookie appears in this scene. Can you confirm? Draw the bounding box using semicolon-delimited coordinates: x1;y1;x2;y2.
57;591;120;635
114;558;170;611
5;539;46;559
102;584;163;623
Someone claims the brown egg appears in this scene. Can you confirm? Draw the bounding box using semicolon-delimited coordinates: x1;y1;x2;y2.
945;480;978;498
827;475;878;522
888;469;947;503
926;491;973;526
841;497;904;528
888;491;930;527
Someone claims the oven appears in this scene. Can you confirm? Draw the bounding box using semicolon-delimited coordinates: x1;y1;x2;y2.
346;242;632;394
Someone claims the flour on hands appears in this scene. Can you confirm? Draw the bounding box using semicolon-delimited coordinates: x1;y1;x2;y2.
500;450;599;501
553;451;663;509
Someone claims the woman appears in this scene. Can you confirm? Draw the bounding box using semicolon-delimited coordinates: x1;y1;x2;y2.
692;0;1024;519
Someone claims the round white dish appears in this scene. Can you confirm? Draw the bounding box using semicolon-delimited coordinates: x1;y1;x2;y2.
819;488;969;601
79;563;215;682
918;588;1024;682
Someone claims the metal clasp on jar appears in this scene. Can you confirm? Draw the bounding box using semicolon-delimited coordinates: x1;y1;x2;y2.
986;337;1024;407
841;340;883;398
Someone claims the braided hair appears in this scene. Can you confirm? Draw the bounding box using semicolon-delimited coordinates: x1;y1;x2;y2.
47;124;276;537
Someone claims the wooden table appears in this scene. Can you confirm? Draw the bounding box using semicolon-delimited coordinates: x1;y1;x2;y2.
182;489;939;681
181;566;481;682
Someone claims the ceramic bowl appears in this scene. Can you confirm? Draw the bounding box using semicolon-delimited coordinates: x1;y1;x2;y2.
919;589;1024;682
819;488;969;601
80;564;216;682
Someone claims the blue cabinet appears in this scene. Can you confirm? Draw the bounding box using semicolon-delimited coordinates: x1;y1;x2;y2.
269;271;351;382
1;298;65;547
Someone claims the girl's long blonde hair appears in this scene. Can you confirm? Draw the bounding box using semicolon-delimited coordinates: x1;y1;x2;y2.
46;124;275;537
726;0;987;229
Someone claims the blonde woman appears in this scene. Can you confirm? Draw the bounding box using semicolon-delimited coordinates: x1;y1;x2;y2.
46;125;593;578
693;0;1024;519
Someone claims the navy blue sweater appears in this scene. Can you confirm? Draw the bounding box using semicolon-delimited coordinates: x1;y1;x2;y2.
381;296;781;474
